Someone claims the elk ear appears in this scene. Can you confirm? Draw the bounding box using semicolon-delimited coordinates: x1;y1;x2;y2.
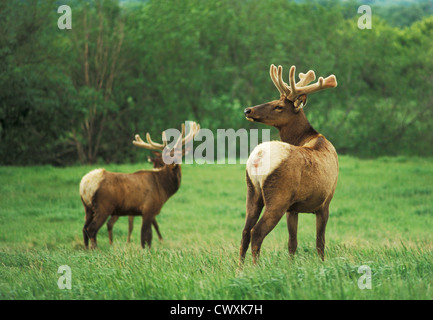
294;94;307;112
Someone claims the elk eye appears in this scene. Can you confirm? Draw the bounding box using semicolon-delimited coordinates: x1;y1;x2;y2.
274;106;283;110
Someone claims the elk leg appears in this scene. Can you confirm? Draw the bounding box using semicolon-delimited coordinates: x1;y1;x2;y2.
239;186;264;265
140;217;153;249
251;208;285;264
107;215;119;245
127;216;134;243
315;206;330;261
82;204;94;250
83;225;90;249
286;212;299;256
152;219;163;241
86;214;109;249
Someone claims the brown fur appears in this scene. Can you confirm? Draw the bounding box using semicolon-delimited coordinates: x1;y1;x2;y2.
81;163;181;249
241;85;338;263
106;151;165;245
81;122;199;250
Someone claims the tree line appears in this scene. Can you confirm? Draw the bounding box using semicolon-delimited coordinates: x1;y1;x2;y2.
1;0;432;165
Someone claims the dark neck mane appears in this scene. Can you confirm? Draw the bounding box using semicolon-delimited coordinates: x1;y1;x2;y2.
155;165;182;200
276;110;319;146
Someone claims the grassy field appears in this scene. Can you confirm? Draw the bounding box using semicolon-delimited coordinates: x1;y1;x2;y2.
1;156;433;300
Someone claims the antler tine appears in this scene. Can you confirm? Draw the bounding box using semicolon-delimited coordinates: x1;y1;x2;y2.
270;64;286;98
132;126;167;151
276;65;287;97
183;122;200;156
133;122;201;153
179;123;187;145
297;70;316;87
172;123;185;150
133;133;165;151
134;134;145;145
146;132;167;149
192;122;200;139
173;121;200;150
286;65;298;100
184;122;200;145
162;131;167;145
190;123;200;142
293;74;337;97
269;63;337;101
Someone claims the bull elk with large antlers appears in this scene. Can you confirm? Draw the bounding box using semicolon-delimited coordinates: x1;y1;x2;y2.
240;64;338;263
80;121;200;249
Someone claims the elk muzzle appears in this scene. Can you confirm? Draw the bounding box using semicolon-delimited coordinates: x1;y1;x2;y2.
244;107;259;122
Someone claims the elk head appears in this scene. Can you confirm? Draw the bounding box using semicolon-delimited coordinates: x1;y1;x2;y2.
147;151;165;168
244;65;337;128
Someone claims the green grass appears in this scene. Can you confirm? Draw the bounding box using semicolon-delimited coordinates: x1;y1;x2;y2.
1;156;433;299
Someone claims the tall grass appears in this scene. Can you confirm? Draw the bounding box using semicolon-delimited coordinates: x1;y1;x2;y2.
1;156;433;299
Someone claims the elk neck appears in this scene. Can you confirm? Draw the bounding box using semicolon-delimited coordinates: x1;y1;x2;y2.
155;164;182;200
276;109;319;146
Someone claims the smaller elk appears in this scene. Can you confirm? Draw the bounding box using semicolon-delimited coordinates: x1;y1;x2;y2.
106;151;165;245
80;121;200;249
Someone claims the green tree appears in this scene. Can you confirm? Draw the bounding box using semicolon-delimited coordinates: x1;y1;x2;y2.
0;0;79;165
63;0;125;164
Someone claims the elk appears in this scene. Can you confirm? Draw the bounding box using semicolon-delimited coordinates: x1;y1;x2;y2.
240;64;338;264
106;151;165;245
80;121;200;249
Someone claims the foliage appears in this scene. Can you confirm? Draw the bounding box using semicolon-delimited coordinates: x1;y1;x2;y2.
372;0;433;27
1;0;433;164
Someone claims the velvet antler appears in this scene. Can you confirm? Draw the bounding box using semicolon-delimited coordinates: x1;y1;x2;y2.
133;122;200;153
270;64;337;102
